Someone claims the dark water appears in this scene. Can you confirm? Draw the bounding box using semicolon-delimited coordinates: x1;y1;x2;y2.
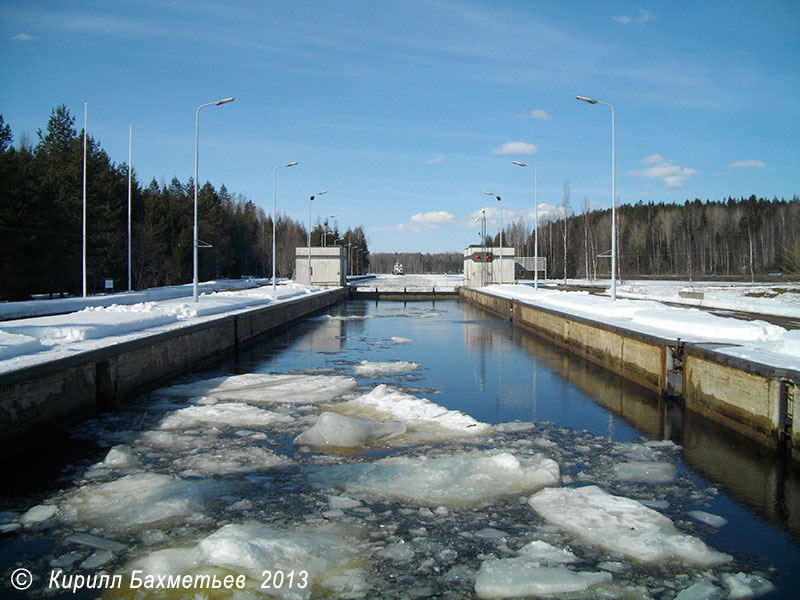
2;299;799;599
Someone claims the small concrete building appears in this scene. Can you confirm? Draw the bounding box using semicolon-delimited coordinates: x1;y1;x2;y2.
295;246;346;286
463;246;515;287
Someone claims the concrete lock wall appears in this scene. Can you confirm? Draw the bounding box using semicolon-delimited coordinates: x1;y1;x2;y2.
459;287;800;460
0;287;348;457
295;247;346;286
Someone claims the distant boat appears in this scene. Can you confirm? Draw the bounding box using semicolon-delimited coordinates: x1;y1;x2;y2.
393;262;405;275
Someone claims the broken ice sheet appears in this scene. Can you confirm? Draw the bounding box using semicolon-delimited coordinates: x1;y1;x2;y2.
309;451;559;507
353;359;419;377
158;402;293;430
58;472;219;532
475;558;611;599
528;485;732;566
294;411;406;450
116;522;365;599
331;384;493;443
158;373;357;404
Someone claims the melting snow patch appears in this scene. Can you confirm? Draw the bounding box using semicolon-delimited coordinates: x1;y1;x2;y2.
159;373;358;404
528;485;732;566
294;411;405;449
310;451;559;507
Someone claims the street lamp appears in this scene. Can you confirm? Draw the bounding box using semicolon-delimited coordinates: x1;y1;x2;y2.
308;190;327;284
272;161;298;290
194;96;235;302
512;161;539;289
577;95;616;300
484;192;503;284
323;215;337;247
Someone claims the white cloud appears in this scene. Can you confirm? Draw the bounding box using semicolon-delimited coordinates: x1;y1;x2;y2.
612;10;655;25
517;109;552;121
12;33;36;41
628;155;698;189
727;160;767;170
491;141;538;155
426;154;444;164
375;211;455;233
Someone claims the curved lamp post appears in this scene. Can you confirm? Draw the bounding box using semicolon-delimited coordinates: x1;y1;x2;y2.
272;161;298;290
483;192;502;284
308;190;327;284
577;95;616;301
194;97;235;302
512;161;539;289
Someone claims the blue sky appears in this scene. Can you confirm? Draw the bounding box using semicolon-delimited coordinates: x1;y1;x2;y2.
2;1;798;253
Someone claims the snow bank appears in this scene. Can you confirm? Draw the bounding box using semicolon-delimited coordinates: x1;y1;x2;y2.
353;359;419;377
294;412;406;449
159;373;357;404
121;523;364;599
0;331;44;360
310;451;560;507
59;473;215;531
528;485;731;566
333;384;492;442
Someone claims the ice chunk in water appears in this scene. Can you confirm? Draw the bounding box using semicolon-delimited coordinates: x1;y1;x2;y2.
60;473;211;531
20;504;57;525
353;360;419;376
611;461;676;483
160;373;357;404
722;572;775;599
516;540;578;564
674;580;723;600
121;523;363;599
310;451;559;507
687;510;728;528
475;558;611;599
528;486;732;566
159;402;292;429
294;411;405;448
173;446;290;476
333;384;492;441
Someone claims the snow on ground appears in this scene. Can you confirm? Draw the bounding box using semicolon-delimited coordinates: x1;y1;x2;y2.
485;284;800;371
0;281;327;373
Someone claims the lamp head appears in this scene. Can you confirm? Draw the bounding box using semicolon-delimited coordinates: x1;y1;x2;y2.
286;161;298;167
512;161;527;167
215;97;235;105
576;95;598;104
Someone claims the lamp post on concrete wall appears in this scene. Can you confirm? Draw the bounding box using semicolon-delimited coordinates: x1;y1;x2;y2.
577;95;616;301
308;190;327;284
512;161;539;289
194;97;235;303
483;192;502;284
272;161;298;290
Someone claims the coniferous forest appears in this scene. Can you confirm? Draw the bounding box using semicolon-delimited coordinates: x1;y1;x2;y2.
0;107;369;301
2;108;798;300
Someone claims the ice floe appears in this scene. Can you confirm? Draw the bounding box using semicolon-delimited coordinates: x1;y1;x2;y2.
310;451;560;507
158;402;293;430
159;373;357;404
294;411;406;449
59;473;215;531
120;522;364;599
611;460;677;483
332;384;492;442
353;359;419;377
475;559;612;599
528;485;732;566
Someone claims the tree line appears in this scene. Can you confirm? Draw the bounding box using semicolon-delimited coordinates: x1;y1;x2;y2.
0;107;370;301
491;188;799;282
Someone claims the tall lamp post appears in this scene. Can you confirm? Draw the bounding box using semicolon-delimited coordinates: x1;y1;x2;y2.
577;95;616;301
194;97;235;303
272;161;298;290
483;192;502;284
127;125;132;292
308;190;327;284
512;161;539;289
